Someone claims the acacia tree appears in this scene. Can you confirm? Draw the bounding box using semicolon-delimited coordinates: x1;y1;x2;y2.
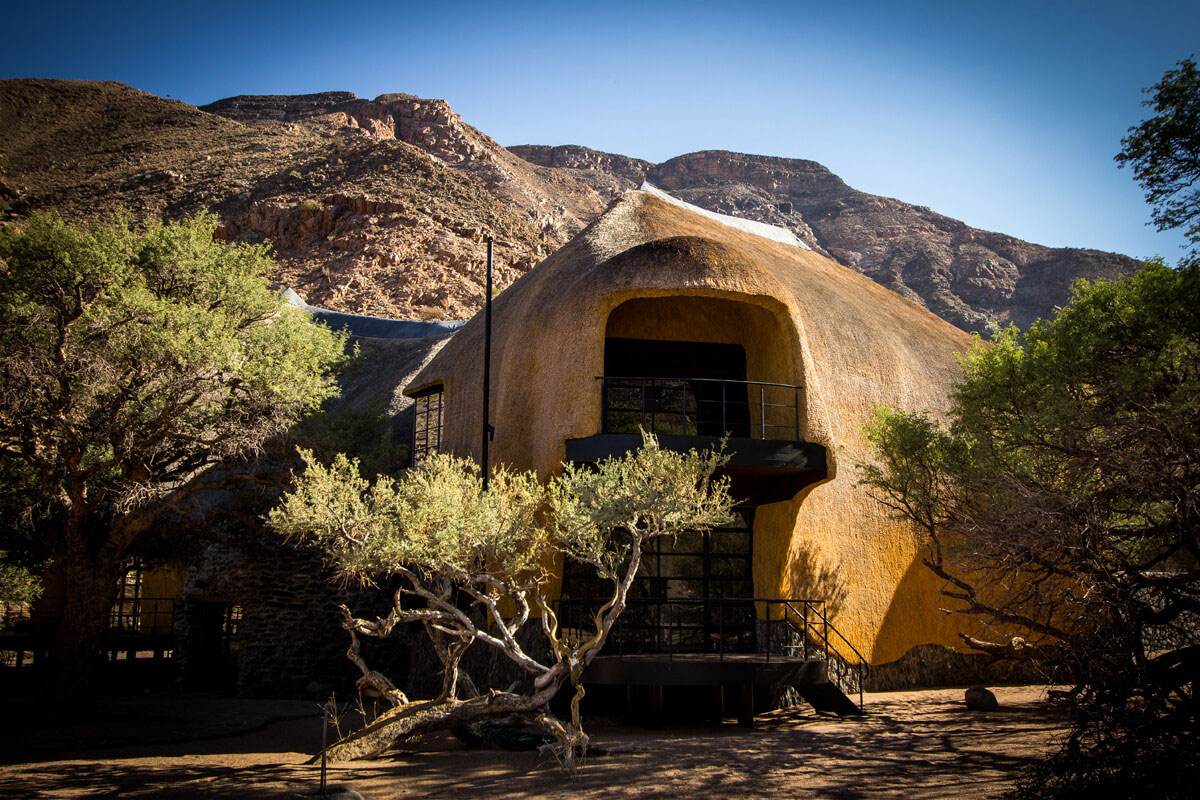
0;212;348;702
861;262;1199;799
1117;56;1200;263
269;434;732;769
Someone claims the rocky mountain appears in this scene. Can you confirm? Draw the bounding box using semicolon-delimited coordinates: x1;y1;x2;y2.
511;146;1138;332
0;80;596;320
0;79;1138;333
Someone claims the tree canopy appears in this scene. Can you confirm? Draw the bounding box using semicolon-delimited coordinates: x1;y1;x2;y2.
0;211;349;698
862;261;1199;798
1117;56;1200;263
270;434;733;768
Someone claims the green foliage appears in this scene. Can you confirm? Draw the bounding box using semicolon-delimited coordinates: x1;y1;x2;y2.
863;261;1200;799
0;210;349;520
272;433;732;587
0;549;43;605
0;210;349;697
551;437;732;577
1116;57;1200;262
271;450;550;582
293;399;408;479
269;432;734;765
860;407;966;538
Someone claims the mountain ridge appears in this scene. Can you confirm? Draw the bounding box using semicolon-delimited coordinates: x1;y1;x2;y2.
0;80;1138;333
510;144;1136;331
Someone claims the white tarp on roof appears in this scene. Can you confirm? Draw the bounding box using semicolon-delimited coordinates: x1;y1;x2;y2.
281;288;464;339
638;181;810;250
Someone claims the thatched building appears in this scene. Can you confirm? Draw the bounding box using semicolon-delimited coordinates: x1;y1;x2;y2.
405;186;983;689
4;187;1015;703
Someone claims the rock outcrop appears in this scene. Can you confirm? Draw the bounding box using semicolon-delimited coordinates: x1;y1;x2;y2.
202;92;605;247
512;146;1140;332
0;80;559;320
0;79;1140;335
508;144;652;203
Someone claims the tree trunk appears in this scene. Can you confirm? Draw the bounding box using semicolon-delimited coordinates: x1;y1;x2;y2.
51;551;124;710
322;686;559;762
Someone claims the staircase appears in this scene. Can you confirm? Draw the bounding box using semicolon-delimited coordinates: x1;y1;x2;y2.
795;681;863;715
758;599;868;716
562;596;871;722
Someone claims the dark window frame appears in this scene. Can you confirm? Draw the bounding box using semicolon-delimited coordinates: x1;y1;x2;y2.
412;384;444;465
109;558;145;632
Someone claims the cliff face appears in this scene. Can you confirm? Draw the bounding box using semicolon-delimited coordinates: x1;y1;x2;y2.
511;146;1139;332
201;92;605;244
0;80;583;321
0;80;1138;334
507;144;652;203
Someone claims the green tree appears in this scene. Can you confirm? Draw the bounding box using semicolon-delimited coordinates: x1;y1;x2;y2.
269;433;732;770
1117;56;1200;263
862;262;1200;799
0;550;43;606
0;211;348;702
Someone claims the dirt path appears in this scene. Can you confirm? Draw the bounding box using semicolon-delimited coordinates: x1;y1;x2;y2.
0;687;1067;799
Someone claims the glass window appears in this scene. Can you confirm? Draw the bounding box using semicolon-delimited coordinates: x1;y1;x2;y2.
109;559;144;632
412;385;444;465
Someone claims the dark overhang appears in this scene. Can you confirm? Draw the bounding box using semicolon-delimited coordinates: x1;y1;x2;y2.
565;433;828;506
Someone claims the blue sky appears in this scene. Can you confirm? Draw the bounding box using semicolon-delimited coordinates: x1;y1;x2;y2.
3;0;1196;260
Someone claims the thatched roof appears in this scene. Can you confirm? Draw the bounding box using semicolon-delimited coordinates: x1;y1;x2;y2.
335;335;453;418
410;188;973;476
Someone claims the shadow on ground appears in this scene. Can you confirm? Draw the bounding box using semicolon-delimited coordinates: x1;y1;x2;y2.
0;688;1068;799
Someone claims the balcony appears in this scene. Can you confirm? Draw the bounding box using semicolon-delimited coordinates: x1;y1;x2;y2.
600;376;802;440
565;376;828;505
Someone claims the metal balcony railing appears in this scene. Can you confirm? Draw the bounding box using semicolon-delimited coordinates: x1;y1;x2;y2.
2;597;175;636
599;377;803;441
556;596;869;709
108;597;176;636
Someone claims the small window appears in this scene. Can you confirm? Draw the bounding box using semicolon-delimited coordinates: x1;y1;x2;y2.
109;559;144;632
223;604;243;653
412;384;444;465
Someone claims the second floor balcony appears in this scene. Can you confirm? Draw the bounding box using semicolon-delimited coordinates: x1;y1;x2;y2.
599;376;803;441
566;375;828;506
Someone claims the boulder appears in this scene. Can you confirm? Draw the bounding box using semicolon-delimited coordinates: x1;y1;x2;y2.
965;686;999;711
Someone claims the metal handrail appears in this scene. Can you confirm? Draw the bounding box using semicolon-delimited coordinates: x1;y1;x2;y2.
108;597;176;635
597;376;804;442
780;600;870;710
596;376;805;390
555;595;869;710
5;597;176;635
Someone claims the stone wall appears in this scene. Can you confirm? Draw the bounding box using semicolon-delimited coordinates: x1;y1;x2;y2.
176;541;412;700
864;644;1049;692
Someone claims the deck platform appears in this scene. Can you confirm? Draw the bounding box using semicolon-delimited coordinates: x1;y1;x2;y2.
581;653;862;724
584;652;828;687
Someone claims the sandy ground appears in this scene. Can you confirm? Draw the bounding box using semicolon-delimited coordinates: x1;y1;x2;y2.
0;687;1068;799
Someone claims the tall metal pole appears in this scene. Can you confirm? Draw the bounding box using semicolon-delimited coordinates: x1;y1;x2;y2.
319;700;329;794
482;236;494;492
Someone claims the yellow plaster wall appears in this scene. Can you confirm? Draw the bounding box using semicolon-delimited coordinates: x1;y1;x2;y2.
142;564;185;599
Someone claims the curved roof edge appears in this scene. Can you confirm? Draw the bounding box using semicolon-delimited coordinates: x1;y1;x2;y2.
281;288;465;339
637;182;810;250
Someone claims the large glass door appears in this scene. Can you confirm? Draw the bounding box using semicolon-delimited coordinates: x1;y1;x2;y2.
561;509;756;653
603;337;752;437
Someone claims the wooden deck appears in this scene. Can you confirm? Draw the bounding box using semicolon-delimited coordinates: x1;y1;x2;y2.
581;653;864;725
584;652;828;687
